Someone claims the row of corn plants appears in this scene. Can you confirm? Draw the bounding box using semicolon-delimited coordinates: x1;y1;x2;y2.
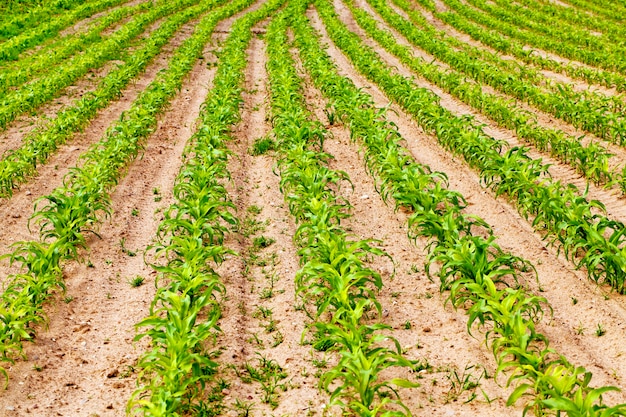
511;0;626;43
128;1;285;414
0;0;201;131
389;0;626;118
0;0;152;96
266;5;421;415
0;0;89;40
368;0;626;147
558;0;626;22
0;0;127;61
345;0;618;190
440;0;626;74
293;3;626;415
316;0;626;294
0;0;230;199
428;2;626;93
465;0;622;57
0;0;250;388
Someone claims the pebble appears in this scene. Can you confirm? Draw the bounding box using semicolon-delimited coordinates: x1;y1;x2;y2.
5;406;14;411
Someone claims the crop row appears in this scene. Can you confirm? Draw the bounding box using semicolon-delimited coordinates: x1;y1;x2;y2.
423;2;626;117
431;3;626;93
0;0;152;96
0;0;89;39
315;0;626;295
515;0;626;42
441;0;626;74
267;4;420;415
559;0;626;22
346;0;618;190
0;0;127;62
295;1;626;414
373;0;626;148
0;0;207;131
394;0;626;120
0;0;230;199
0;0;240;388
128;1;283;414
465;0;622;57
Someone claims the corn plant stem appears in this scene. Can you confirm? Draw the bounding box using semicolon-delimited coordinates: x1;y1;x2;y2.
0;0;201;132
292;3;626;415
0;0;129;62
266;4;419;415
0;0;152;96
0;0;228;199
129;1;285;415
314;0;626;295
343;0;617;189
0;0;248;389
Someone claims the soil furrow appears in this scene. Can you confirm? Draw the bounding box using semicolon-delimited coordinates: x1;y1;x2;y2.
217;32;330;416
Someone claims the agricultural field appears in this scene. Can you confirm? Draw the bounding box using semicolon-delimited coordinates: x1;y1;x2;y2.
1;0;626;415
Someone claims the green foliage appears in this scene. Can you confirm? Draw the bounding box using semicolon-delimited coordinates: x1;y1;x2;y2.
128;0;286;414
266;6;417;415
249;136;276;155
292;0;626;414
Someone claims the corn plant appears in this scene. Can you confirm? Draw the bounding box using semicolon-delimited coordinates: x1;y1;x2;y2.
434;6;626;92
0;0;234;199
315;0;626;295
0;0;127;61
0;0;152;96
292;2;626;414
0;0;254;389
266;7;420;415
440;0;626;75
347;0;618;189
0;0;89;40
129;0;285;414
376;0;626;147
0;0;204;131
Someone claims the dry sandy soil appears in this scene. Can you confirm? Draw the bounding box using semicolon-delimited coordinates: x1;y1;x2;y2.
0;0;625;416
